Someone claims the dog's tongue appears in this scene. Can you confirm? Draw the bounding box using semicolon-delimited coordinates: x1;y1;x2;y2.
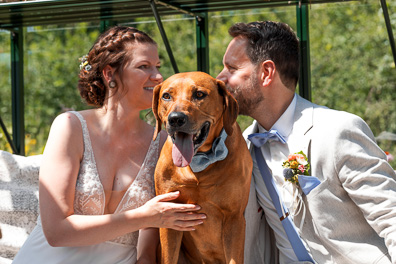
172;132;194;167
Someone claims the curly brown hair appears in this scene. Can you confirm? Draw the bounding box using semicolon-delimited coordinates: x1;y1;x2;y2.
78;26;157;107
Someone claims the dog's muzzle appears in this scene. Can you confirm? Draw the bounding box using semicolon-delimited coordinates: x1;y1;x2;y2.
166;111;210;168
168;112;188;129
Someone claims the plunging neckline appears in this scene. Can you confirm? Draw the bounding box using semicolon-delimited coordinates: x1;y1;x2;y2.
83;121;156;215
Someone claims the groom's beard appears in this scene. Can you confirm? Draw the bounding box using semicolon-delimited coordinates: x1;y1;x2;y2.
227;74;263;116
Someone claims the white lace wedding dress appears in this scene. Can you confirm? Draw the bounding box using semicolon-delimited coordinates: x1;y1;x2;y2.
13;111;160;264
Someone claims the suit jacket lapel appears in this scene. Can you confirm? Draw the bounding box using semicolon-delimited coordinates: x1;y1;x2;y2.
288;95;314;169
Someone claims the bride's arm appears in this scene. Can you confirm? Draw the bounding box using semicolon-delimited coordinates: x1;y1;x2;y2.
39;113;204;247
136;228;159;263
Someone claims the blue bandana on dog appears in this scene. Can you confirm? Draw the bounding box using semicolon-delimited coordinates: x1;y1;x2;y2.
189;129;228;173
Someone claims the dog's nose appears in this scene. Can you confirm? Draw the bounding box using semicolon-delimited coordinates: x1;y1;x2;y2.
168;112;188;128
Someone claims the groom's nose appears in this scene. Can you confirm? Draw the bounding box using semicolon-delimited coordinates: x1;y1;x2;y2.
216;69;227;84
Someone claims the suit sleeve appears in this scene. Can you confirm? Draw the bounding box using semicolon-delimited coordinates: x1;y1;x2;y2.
332;113;396;262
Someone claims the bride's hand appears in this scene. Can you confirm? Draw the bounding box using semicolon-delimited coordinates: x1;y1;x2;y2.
141;191;206;231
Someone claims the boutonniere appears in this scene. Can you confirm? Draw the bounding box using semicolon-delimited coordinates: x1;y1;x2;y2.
282;151;310;186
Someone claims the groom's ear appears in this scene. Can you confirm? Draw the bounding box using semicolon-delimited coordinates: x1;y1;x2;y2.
260;60;276;87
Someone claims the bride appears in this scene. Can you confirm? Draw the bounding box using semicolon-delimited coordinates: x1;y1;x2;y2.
13;26;205;264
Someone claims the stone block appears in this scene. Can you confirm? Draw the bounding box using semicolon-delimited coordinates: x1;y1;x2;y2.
0;151;42;261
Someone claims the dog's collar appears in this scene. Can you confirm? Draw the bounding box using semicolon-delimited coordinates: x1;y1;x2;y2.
189;129;228;173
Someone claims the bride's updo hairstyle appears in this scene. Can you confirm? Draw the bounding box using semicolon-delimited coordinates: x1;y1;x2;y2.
78;26;157;107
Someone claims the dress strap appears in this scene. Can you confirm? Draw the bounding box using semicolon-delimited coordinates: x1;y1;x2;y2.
67;111;92;159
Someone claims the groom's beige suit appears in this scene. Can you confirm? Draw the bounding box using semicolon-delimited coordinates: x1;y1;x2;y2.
243;95;396;264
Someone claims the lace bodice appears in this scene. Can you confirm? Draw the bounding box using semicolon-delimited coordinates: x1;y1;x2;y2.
71;111;160;247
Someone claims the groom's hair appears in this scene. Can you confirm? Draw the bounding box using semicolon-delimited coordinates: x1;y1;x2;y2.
228;21;300;91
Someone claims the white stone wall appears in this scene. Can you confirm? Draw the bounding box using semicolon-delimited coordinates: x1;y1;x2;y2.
0;151;42;263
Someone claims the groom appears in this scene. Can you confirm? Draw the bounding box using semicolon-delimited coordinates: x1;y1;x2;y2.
217;21;396;264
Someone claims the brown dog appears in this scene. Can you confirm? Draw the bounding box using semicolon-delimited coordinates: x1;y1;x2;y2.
152;71;252;264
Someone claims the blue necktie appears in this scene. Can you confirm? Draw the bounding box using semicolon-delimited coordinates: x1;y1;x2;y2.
248;131;314;263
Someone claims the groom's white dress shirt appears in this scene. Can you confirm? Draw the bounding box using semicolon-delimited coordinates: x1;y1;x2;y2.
253;94;312;263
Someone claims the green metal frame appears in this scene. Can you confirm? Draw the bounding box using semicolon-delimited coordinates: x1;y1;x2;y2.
196;12;209;73
10;27;25;156
150;0;179;74
0;0;395;155
296;3;311;101
381;0;396;65
0;116;17;153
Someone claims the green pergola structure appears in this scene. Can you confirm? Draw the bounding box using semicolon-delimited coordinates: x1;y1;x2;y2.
0;0;395;156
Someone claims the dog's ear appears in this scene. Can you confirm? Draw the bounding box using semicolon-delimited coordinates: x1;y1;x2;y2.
217;79;238;136
152;83;162;140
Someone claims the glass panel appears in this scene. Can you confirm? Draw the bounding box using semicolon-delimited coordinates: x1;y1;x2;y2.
24;23;101;155
5;3;395;167
310;1;396;167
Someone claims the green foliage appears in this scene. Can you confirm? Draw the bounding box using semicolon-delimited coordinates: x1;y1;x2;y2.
309;2;396;167
0;2;395;168
0;23;100;155
24;24;101;154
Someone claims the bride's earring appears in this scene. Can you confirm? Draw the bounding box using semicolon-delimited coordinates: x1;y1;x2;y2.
109;80;116;88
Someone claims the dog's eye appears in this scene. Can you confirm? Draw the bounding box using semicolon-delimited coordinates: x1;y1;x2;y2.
162;93;171;100
194;91;207;100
